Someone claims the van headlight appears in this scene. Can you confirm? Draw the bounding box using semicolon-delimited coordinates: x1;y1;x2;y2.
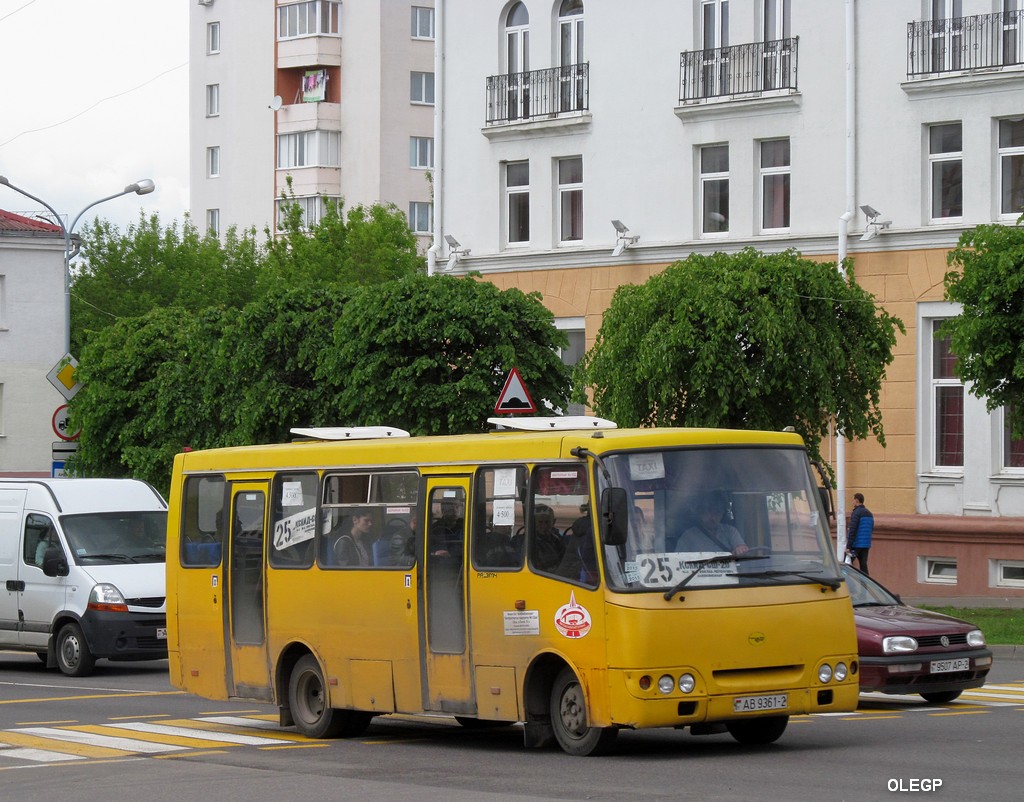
87;583;128;613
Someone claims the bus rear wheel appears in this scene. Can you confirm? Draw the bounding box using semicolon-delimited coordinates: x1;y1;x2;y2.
549;667;618;756
725;715;789;745
288;654;372;739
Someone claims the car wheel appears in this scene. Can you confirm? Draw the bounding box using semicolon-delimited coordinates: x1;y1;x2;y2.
726;715;789;745
549;667;618;756
55;622;96;677
920;690;962;704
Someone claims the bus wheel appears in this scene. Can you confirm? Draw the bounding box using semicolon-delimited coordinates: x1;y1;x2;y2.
549;667;618;756
288;655;371;739
725;715;789;745
55;622;96;677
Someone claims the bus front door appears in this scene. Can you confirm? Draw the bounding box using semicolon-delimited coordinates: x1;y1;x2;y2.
420;478;473;714
226;482;272;701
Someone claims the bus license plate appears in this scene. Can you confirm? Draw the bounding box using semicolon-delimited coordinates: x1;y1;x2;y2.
156;627;167;640
733;694;788;713
930;658;969;674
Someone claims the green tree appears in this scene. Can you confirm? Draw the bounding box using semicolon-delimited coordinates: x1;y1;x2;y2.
317;274;571;435
71;213;261;355
579;248;904;464
944;223;1024;438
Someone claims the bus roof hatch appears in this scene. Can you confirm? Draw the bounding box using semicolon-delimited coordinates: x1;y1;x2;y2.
290;426;411;441
486;416;617;432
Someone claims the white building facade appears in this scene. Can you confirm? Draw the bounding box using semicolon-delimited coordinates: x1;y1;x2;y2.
190;0;436;241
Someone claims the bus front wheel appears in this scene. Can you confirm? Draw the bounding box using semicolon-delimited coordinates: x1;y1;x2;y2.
725;715;789;745
549;667;618;756
288;654;372;739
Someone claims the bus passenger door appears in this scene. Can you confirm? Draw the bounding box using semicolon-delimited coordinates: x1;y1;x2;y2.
226;482;272;700
420;478;473;714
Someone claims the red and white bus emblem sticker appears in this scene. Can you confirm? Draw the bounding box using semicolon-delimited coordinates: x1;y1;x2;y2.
554;591;592;639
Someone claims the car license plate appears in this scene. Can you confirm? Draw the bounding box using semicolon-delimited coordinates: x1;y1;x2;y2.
156;627;167;640
930;658;969;673
733;693;788;713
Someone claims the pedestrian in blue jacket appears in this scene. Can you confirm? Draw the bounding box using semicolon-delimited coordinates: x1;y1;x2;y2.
847;492;874;575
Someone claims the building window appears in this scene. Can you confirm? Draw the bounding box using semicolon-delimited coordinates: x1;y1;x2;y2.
409;136;434;169
278;0;340;39
556;318;586;416
929;122;962;220
1004;404;1024;469
998;118;1024;218
931;320;964;468
408;201;433;234
506;161;530;245
207;146;220;178
276;195;341;230
411;6;434;39
921;556;958;585
207;21;221;54
557;156;583;243
206;209;220;237
277;131;341;169
700;144;729;235
410;71;435;104
206;84;220;117
760;138;790;231
993;560;1024;588
0;274;7;331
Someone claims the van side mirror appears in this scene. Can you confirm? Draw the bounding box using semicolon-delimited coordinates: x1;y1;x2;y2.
42;548;69;578
600;487;629;547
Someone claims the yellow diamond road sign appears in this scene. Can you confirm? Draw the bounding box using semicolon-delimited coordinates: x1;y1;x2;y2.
47;354;81;401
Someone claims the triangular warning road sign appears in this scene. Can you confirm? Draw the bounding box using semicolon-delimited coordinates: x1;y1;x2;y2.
494;367;537;414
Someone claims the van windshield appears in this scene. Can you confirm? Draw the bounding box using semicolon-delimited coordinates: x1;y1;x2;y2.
599;446;841;593
60;511;168;564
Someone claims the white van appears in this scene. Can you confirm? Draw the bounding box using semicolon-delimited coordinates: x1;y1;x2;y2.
0;478;168;676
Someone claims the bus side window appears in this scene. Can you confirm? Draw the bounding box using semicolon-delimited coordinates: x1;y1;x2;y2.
529;464;597;586
269;472;317;569
182;475;225;567
472;466;525;570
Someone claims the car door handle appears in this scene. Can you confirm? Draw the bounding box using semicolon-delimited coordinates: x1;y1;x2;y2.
6;580;25;592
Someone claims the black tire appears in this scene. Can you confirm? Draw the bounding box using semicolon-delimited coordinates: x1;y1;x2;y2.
920;690;962;704
55;622;96;677
288;654;372;739
726;715;789;745
549;667;618;756
454;716;513;729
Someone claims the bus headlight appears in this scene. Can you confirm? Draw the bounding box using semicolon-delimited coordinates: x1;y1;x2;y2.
658;675;675;694
834;662;849;682
678;673;695;693
818;663;833;683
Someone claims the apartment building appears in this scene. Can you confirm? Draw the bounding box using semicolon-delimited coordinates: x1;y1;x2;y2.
434;0;1024;601
190;0;436;240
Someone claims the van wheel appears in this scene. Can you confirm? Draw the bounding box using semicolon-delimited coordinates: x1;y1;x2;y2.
549;667;618;756
288;654;372;739
55;622;96;677
726;715;789;745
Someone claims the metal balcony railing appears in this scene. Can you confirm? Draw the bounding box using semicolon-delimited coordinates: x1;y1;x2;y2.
485;63;589;125
679;37;798;103
908;10;1024;77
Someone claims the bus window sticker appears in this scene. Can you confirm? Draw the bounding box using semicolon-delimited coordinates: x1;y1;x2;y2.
281;482;305;507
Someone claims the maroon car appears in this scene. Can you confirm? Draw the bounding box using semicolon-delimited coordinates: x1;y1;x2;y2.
841;564;993;703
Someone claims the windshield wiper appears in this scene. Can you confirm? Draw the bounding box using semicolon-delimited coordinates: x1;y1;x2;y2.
663;553;767;600
79;553;137;563
730;568;842;591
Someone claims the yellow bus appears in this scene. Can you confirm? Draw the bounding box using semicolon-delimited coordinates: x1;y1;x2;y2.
166;417;859;755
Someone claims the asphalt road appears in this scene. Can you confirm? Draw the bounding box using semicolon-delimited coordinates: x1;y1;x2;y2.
1;646;1022;802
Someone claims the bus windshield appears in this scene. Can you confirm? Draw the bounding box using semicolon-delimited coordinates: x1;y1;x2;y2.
600;446;841;593
60;511;168;564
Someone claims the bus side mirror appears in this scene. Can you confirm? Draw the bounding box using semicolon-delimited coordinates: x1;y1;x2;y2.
600;487;629;547
42;548;69;578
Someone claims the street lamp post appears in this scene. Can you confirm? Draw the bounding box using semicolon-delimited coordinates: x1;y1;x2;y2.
0;176;156;356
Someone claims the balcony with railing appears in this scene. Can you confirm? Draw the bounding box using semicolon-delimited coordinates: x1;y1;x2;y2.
679;37;798;104
908;10;1024;77
485;63;589;126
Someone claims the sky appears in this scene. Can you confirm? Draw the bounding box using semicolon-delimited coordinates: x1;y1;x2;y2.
0;0;189;233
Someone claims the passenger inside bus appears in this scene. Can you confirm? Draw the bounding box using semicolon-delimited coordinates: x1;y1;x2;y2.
334;508;376;566
556;502;598;583
674;491;749;555
429;500;464;557
522;503;566;572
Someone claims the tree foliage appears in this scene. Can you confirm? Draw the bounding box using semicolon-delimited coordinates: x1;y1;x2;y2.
944;224;1024;437
578;248;904;464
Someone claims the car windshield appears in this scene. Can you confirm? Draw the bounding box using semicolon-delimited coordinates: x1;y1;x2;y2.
60;511;168;564
600;446;842;593
841;564;900;607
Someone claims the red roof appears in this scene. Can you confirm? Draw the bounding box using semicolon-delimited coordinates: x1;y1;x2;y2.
0;208;63;233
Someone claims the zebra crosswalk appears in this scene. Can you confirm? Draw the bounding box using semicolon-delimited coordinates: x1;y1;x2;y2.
851;681;1024;711
0;715;300;768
